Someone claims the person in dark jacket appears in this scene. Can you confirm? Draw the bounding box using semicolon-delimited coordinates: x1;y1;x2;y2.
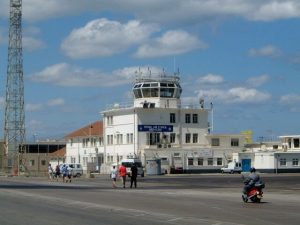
243;167;263;195
130;163;138;188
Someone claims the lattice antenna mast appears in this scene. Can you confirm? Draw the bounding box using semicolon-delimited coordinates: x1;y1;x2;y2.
4;0;26;169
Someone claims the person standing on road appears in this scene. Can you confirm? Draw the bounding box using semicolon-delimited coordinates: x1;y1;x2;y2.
55;165;61;181
119;164;127;188
48;164;53;180
61;164;68;182
111;166;118;188
67;165;73;183
130;163;138;188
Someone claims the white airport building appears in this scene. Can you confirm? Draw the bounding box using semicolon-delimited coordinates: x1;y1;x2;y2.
233;135;300;173
65;73;248;174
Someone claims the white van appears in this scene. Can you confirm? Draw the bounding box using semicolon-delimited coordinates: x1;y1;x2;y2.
221;162;242;174
60;163;83;177
121;158;144;177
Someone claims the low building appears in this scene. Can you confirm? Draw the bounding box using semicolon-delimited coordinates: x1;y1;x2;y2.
233;135;300;173
0;140;66;176
65;121;104;173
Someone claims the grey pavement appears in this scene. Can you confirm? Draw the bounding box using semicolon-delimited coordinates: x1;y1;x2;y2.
0;174;300;225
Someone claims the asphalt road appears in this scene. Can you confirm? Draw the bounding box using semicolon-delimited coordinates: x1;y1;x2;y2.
0;173;299;225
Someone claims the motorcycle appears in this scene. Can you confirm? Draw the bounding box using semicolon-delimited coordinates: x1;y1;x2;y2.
242;182;265;203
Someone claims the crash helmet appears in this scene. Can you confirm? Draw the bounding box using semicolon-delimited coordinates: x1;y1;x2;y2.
250;167;256;173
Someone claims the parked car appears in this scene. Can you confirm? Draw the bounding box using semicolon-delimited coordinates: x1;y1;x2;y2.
60;163;83;177
221;162;242;174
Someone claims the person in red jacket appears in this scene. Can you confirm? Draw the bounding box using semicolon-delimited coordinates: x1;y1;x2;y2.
119;164;127;188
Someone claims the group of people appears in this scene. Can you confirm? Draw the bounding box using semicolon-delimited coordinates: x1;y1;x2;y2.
111;163;138;188
48;163;73;182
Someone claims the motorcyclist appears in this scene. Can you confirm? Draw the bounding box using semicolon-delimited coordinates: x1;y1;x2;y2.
243;167;262;197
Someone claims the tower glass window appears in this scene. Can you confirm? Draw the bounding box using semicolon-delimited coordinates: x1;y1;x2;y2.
132;77;182;99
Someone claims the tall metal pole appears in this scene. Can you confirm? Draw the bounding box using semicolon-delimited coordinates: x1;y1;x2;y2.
4;0;26;175
210;102;214;133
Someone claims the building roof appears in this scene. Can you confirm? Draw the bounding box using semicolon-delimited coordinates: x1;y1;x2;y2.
65;121;103;138
279;135;300;138
49;147;66;157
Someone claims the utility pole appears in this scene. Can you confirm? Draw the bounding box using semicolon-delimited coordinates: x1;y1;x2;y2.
4;0;26;175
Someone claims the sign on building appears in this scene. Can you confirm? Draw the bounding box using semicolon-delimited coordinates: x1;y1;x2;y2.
138;125;173;132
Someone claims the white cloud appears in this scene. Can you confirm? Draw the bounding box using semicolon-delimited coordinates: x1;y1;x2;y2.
197;74;224;84
250;1;300;21
26;98;66;112
61;18;159;59
135;30;207;58
248;45;281;57
280;94;300;105
1;1;299;23
47;98;65;106
23;36;45;51
246;75;270;87
25;103;43;112
197;87;271;104
18;26;45;51
29;63;164;87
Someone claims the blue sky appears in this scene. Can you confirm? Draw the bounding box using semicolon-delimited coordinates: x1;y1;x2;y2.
0;0;300;141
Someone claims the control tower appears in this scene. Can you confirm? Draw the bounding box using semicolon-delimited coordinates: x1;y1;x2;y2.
132;72;182;109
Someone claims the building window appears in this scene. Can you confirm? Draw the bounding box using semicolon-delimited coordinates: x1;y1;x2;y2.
192;114;198;123
41;160;46;166
207;158;213;166
185;133;191;143
170;113;176;123
217;158;223;166
188;158;193;166
198;158;203;166
91;137;97;147
192;133;198;143
107;116;113;125
70;138;73;147
127;133;133;144
146;133;160;145
211;138;220;146
292;158;299;166
107;135;113;145
116;134;123;145
185;114;191;123
170;133;176;143
71;157;76;163
99;137;103;146
231;138;239;147
294;138;300;148
29;160;35;166
280;158;286;166
83;157;88;166
288;139;292;148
